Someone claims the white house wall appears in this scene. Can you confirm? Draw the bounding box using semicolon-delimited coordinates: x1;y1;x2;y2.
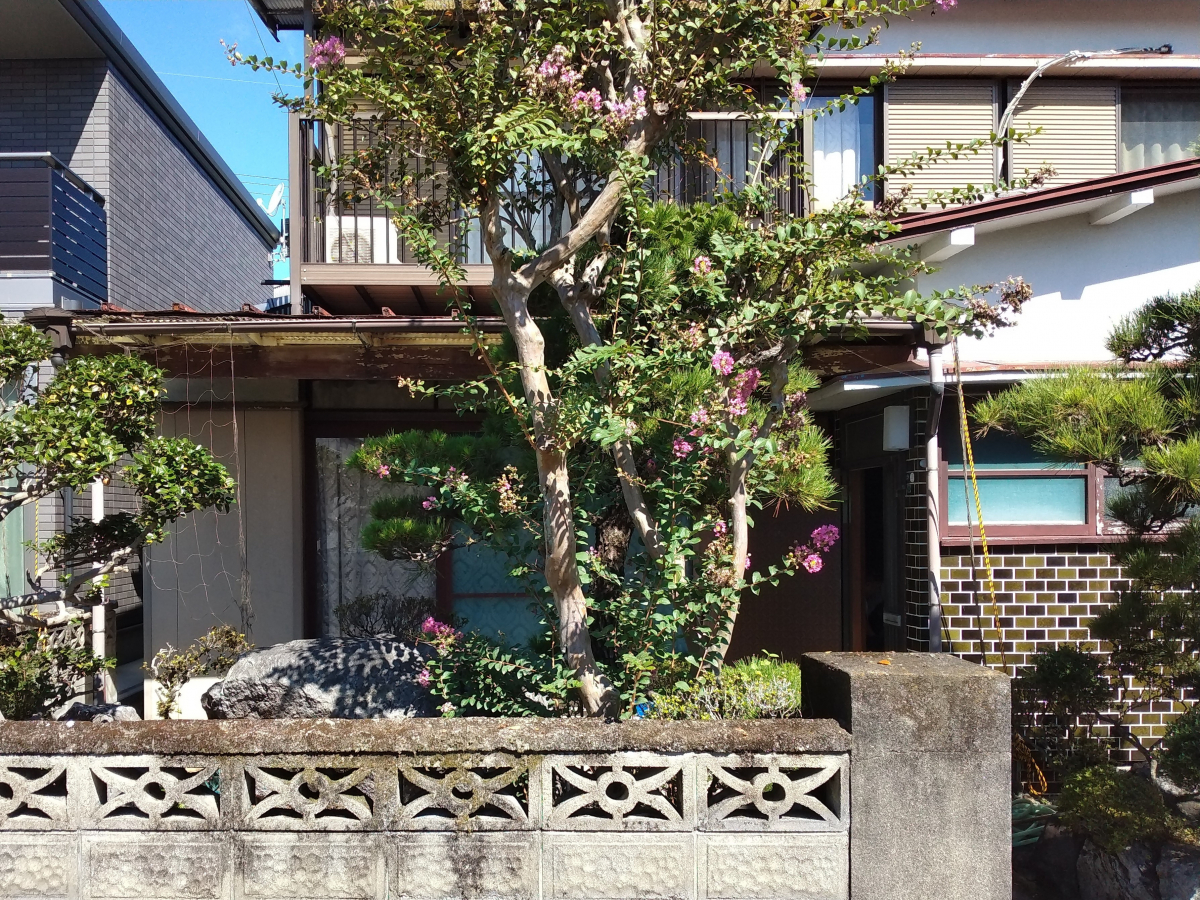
838;0;1198;59
146;407;303;658
916;188;1200;364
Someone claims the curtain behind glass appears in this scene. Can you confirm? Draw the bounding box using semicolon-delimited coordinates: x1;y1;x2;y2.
812;96;875;208
1121;89;1200;171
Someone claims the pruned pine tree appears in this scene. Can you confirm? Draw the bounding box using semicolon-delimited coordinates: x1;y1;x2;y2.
978;285;1200;771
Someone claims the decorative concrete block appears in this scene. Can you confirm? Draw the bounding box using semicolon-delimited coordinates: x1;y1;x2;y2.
237;757;395;831
395;754;535;831
801;652;1010;900
83;756;221;829
541;753;693;831
543;833;694;900
82;832;230;899
391;832;539;900
0;759;70;830
236;833;385;900
0;832;77;899
698;833;848;900
697;755;847;832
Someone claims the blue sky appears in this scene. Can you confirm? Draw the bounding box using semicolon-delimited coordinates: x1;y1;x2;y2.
99;1;305;275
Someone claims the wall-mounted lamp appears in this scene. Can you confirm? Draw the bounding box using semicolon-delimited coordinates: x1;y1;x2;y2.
883;405;910;452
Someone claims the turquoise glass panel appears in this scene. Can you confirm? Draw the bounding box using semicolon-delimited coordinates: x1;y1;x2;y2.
942;422;1083;471
451;528;544;649
948;476;1087;525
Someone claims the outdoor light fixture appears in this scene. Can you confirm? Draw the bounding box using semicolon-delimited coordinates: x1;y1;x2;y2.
883;405;910;451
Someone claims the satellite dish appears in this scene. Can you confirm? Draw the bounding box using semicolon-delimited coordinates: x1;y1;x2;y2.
266;183;286;217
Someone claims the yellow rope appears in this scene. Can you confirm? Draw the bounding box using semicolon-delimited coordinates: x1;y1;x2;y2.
952;339;1008;675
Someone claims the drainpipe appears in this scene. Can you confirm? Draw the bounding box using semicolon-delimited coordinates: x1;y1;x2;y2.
926;343;946;652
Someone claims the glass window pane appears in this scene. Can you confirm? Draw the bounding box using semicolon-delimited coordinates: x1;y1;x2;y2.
941;413;1084;470
1121;89;1200;171
948;476;1087;525
811;95;875;207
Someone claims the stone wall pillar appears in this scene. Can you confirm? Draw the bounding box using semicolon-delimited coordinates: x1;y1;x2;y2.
801;652;1010;900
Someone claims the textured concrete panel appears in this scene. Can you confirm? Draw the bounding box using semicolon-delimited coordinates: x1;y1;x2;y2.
392;833;538;900
698;834;848;900
82;833;230;900
0;833;77;900
540;753;693;831
237;834;384;900
697;755;847;833
545;833;694;900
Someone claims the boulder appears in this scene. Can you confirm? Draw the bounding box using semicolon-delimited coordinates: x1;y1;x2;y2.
1077;840;1159;900
1178;801;1200;822
200;638;432;719
1013;824;1083;900
59;702;140;723
1159;844;1200;900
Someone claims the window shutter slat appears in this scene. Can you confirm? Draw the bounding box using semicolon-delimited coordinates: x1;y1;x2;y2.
1008;81;1118;186
884;81;997;203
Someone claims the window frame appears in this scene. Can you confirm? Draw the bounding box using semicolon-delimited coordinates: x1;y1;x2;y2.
801;82;882;212
1117;81;1200;173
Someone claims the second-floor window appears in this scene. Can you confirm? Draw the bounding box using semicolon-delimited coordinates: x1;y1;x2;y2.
1120;86;1200;170
809;92;876;209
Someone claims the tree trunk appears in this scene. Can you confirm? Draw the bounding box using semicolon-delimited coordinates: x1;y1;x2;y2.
493;275;619;717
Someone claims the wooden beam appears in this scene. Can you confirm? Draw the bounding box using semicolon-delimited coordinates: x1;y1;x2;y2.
353;284;378;313
411;284;431;315
300;262;493;287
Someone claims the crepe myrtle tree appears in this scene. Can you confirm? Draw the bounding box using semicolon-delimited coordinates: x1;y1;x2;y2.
0;320;236;629
236;0;1019;716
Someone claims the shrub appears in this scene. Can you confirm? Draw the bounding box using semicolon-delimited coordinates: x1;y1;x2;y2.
0;624;112;720
1058;766;1171;853
146;625;251;719
647;656;802;720
1162;706;1200;792
335;592;435;643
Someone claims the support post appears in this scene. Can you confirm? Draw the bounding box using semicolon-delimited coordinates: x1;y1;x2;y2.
802;652;1011;900
89;478;114;702
926;344;945;651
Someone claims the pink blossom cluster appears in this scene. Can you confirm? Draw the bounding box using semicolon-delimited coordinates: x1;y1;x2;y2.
787;524;840;574
728;368;761;417
421;618;460;648
571;89;603;113
712;519;727;537
604;87;647;129
935;0;957;8
711;350;735;377
375;464;391;479
672;436;693;459
790;81;807;103
422;496;438;510
692;255;713;276
443;465;469;487
530;46;582;99
417;668;432;688
308;35;345;70
495;465;521;514
680;322;706;350
689;406;710;438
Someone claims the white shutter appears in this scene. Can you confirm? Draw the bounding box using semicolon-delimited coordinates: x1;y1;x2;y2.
884;80;997;205
1008;81;1118;186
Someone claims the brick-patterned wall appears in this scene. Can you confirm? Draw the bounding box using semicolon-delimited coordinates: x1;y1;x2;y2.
106;69;270;313
903;394;930;651
0;59;110;193
939;544;1182;757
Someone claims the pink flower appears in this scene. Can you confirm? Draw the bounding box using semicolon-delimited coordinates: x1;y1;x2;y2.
935;0;957;8
744;553;752;571
711;351;735;377
375;464;391;479
810;524;840;552
713;520;727;537
421;617;457;641
681;322;706;349
802;553;823;573
571;89;603;113
692;255;713;276
308;35;345;70
673;437;693;458
729;368;761;416
790;81;807;103
604;87;647;128
417;669;432;688
422;496;437;510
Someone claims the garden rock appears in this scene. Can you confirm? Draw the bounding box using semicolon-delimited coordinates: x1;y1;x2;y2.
1013;824;1082;900
1077;840;1159;900
58;702;140;723
201;638;432;719
1159;844;1200;900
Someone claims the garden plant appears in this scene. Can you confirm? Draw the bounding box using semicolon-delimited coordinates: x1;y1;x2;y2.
236;0;1025;717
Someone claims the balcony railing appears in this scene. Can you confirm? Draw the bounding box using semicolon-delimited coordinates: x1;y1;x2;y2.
291;116;799;314
0;154;107;307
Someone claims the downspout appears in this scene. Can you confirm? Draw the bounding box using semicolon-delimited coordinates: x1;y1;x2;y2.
926;342;946;652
